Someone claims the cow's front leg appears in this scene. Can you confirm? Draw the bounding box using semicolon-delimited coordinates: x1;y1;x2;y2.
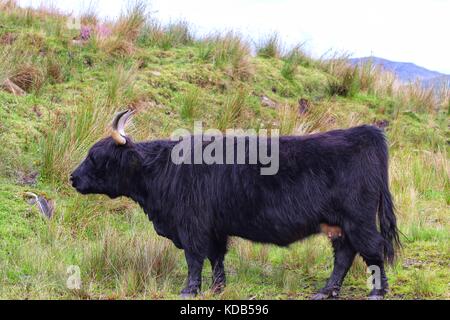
181;250;204;298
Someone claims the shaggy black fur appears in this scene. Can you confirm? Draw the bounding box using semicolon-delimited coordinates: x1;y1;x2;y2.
71;125;400;299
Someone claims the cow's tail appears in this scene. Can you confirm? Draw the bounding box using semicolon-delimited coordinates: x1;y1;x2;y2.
379;183;401;264
377;131;401;264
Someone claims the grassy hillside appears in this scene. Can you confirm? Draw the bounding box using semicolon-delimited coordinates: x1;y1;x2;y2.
0;2;448;299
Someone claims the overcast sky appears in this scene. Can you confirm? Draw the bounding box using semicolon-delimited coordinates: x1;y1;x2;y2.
18;0;450;74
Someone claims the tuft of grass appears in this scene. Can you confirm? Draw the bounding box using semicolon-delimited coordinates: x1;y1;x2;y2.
10;64;45;93
139;20;194;50
257;33;283;59
163;21;194;48
410;269;443;298
80;1;99;26
0;39;45;92
100;1;147;56
399;81;439;113
178;86;201;121
280;59;297;81
326;65;359;97
46;53;65;84
216;87;247;130
105;64;138;107
278;104;299;135
281;44;315;80
114;1;147;42
199;32;253;81
40;97;112;184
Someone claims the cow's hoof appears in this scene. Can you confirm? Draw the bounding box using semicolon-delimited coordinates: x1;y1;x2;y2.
211;284;225;294
311;292;329;300
368;288;387;300
311;288;340;300
180;287;199;299
180;292;197;299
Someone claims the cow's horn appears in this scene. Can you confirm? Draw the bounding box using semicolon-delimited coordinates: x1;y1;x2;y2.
111;109;134;145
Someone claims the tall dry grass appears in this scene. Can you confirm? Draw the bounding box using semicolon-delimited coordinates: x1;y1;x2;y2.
99;1;147;56
83;226;180;294
139;20;194;50
320;55;398;98
0;0;16;10
105;64;139;107
398;81;443;113
40;98;110;184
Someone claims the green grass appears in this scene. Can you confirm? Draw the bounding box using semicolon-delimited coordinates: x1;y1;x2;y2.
0;3;448;300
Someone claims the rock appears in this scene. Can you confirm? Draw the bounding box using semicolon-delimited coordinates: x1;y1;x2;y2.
261;95;277;109
24;192;55;219
1;78;26;96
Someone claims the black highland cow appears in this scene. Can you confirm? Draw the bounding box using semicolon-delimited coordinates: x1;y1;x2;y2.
71;110;400;299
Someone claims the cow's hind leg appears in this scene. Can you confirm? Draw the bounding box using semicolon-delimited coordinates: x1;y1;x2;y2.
312;237;356;300
181;250;205;298
364;258;389;300
208;237;228;294
345;222;390;299
208;252;226;294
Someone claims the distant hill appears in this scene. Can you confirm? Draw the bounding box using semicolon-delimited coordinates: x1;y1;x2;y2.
349;57;450;87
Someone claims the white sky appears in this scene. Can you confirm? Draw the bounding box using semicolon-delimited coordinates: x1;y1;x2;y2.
18;0;450;74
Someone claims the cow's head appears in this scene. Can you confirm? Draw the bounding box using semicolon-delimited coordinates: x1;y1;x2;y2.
70;110;143;198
